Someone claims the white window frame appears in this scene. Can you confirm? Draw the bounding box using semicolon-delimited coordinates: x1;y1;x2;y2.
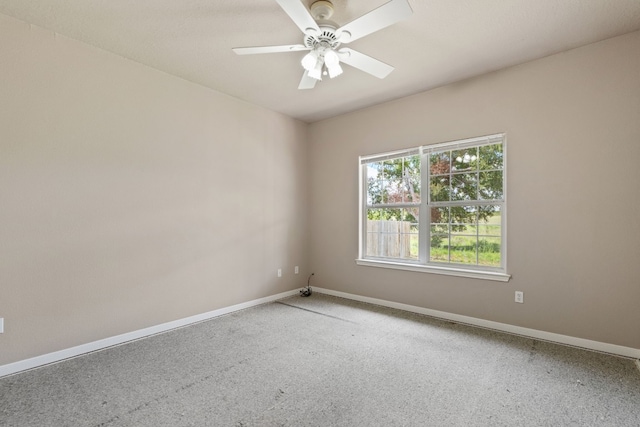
357;134;510;282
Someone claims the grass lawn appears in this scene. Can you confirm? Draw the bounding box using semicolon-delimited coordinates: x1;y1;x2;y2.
372;214;502;267
430;213;501;267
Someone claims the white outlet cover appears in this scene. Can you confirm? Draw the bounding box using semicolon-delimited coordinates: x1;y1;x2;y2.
295;266;299;274
0;318;4;333
515;291;524;303
277;269;282;277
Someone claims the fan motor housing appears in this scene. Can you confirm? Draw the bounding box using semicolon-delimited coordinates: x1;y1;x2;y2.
304;26;341;50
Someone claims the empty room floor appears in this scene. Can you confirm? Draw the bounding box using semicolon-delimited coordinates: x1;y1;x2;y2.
1;293;639;426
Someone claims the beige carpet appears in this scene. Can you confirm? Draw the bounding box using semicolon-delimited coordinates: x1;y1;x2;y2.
1;293;639;426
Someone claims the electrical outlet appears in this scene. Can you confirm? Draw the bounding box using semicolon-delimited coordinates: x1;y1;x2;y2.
515;291;524;304
295;266;299;274
0;318;4;333
277;269;282;278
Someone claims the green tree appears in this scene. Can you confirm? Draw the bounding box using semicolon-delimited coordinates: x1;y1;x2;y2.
429;144;503;253
429;145;502;213
366;154;421;223
367;144;503;245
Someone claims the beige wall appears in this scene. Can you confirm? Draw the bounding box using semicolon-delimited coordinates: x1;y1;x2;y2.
309;31;640;349
0;15;309;365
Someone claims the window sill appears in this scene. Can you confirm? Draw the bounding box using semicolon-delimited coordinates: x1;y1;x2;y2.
355;259;511;282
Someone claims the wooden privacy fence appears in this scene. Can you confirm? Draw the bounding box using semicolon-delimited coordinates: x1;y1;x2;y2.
367;220;413;259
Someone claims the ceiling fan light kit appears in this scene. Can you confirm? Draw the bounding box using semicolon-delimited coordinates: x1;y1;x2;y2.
232;0;413;89
300;33;343;81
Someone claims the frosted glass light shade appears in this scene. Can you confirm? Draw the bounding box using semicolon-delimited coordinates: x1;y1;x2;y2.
308;60;323;80
324;49;339;67
328;63;343;78
301;51;318;71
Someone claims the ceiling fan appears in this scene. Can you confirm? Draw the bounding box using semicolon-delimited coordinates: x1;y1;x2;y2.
233;0;413;89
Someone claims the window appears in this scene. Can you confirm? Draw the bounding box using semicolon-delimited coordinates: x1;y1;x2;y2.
358;134;509;281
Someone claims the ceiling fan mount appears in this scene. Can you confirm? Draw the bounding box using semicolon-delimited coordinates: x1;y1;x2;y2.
309;1;335;21
233;0;413;89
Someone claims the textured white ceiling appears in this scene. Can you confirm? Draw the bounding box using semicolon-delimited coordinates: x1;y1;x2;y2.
2;0;640;122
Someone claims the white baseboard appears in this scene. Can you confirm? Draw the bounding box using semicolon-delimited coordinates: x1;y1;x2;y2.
313;287;640;360
3;287;637;378
0;289;299;378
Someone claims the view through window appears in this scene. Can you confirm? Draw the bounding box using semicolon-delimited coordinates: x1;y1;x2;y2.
360;134;506;277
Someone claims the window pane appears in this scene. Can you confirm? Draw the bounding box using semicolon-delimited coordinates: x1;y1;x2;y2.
450;206;477;265
479;144;503;170
409;222;420;260
430;206;449;226
430;238;449;263
366;162;383;205
430;206;449;235
430;151;450;175
479;171;503;200
478;237;501;267
478;205;501;226
366;155;421;205
382;159;402;203
451;173;478;201
452;147;478;172
430;207;449;263
449;235;478;265
450;206;477;230
405;155;421;203
477;206;501;267
366;208;419;260
430;175;450;202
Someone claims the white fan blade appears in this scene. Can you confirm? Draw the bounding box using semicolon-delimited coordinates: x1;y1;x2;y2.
276;0;320;35
338;48;394;79
336;0;413;43
298;70;318;90
233;44;309;55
